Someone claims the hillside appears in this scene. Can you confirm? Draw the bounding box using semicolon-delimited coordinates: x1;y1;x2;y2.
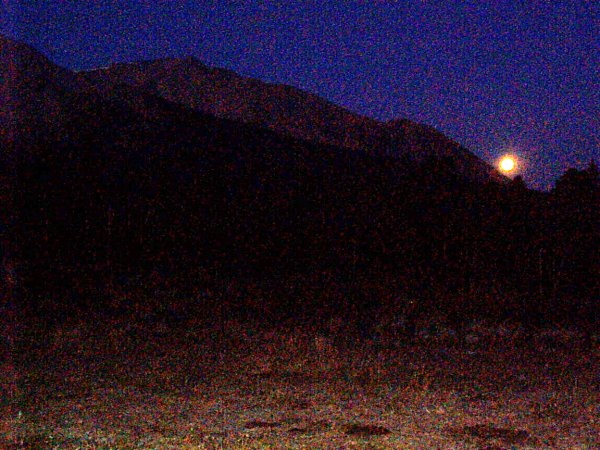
1;35;596;327
77;56;503;184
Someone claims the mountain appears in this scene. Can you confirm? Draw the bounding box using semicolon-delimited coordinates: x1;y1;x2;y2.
0;35;83;143
0;34;504;184
77;57;504;183
1;34;509;284
77;57;385;149
9;34;574;324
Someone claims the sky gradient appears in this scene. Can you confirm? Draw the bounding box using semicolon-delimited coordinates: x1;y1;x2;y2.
1;1;598;190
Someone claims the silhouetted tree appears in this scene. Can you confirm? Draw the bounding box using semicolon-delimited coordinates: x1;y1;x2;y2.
546;161;600;322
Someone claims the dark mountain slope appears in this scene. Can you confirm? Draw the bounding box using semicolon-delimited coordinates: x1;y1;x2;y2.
5;68;415;308
77;57;385;149
0;35;83;143
78;57;505;184
2;35;594;327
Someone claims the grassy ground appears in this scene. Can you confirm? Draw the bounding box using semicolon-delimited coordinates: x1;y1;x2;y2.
2;313;598;449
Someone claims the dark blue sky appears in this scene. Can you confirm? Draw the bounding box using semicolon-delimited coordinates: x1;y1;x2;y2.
1;1;598;190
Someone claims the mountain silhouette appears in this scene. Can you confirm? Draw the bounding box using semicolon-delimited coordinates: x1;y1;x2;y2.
0;34;505;184
1;34;507;293
77;56;504;184
0;35;84;143
8;33;593;329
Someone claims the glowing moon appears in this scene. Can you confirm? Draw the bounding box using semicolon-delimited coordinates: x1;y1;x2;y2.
500;156;516;173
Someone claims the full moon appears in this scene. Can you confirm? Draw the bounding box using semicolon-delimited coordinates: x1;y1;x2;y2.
500;156;516;173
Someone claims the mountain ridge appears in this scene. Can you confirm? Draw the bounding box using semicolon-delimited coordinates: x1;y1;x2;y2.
0;34;83;142
1;33;504;184
76;56;504;183
3;34;596;329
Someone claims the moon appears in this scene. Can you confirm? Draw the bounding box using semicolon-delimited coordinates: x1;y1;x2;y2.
500;156;516;173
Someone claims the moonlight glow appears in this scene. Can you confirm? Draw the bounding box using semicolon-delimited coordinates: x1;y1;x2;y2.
500;156;516;173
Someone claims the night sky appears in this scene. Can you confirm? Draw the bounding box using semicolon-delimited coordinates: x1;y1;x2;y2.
1;1;598;190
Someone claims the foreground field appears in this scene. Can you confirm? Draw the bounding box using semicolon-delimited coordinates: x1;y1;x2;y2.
3;315;598;449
